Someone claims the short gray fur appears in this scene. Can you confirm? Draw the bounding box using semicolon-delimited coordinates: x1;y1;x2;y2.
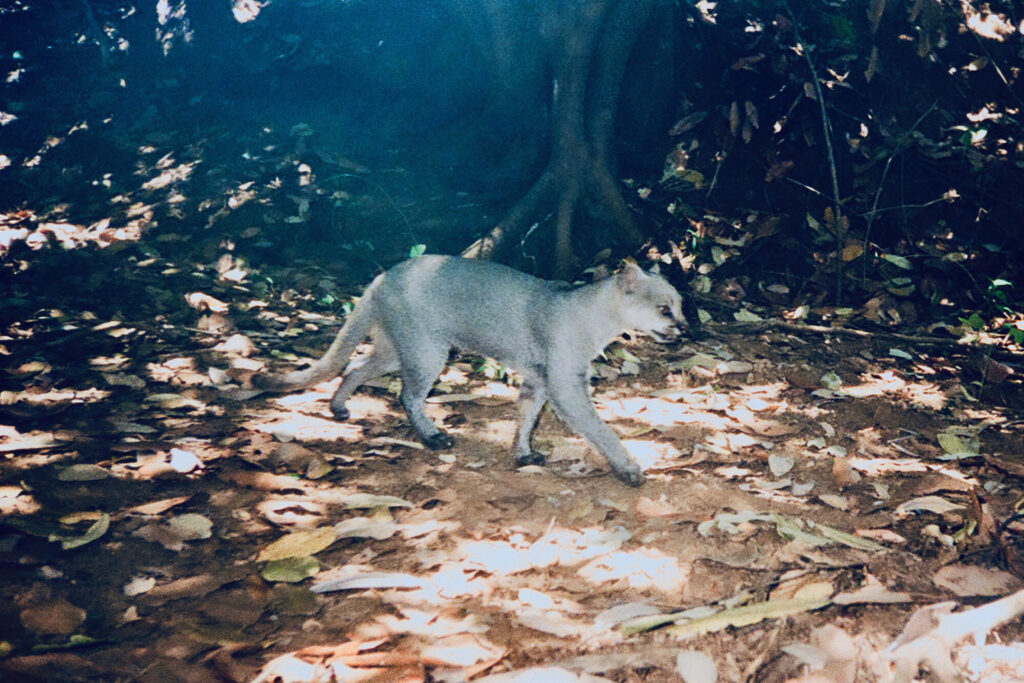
255;255;686;486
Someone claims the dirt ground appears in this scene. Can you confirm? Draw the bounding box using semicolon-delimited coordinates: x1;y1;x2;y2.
2;253;1024;683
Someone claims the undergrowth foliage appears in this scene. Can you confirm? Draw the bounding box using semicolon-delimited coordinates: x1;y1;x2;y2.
649;0;1023;335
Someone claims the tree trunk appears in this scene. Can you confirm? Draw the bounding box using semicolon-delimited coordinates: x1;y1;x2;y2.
461;0;663;277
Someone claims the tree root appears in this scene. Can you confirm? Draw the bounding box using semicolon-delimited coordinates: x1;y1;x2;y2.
462;0;660;276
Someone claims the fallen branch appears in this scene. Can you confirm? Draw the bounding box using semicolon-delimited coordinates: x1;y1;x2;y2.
707;319;958;347
706;319;1024;366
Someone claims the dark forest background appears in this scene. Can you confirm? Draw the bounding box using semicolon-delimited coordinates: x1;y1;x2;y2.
2;0;1023;337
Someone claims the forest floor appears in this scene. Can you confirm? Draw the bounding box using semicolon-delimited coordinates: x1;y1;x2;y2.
3;241;1024;682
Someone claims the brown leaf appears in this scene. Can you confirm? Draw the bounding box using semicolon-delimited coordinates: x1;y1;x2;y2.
841;242;864;262
19;598;86;635
933;563;1022;597
142;567;249;607
184;292;229;313
728;101;741;137
730;53;766;71
764;160;794;183
744;101;759;129
831;456;862;488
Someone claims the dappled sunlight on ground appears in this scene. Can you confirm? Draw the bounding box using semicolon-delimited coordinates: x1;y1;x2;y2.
0;484;41;516
3;278;1024;681
0;387;110;406
249;412;364;443
622;439;682;470
845;370;949;410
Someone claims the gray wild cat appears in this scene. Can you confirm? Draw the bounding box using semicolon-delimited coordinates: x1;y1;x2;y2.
255;256;685;486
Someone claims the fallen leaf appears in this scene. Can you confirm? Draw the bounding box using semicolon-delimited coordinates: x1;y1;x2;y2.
144;393;204;410
257;526;337;562
834;574;911;605
818;494;850;511
636;496;678;518
666;597;830;638
594;602;661;629
809;522;886;551
421;634;505;667
517;608;581;637
57;464;110;481
936;428;980;460
338;493;413;509
895;496;965;516
19;598;86;635
168;448;203;473
311;571;424;593
782;642;828;669
258;500;326;528
167;513;213;541
771;577;834;602
719;361;754;375
61;513;110;550
768;453;794;477
676;649;717;683
128;496;192;516
474;666;612;682
734;310;763;322
261;556;320;583
831;456;862;488
334;517;397;540
123;576;156;597
184;292;229;313
855;528;905;545
0;432;60;453
933;563;1022;597
366;437;424;450
819;372;842;390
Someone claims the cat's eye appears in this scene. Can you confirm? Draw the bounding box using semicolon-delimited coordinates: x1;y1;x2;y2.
658;305;671;315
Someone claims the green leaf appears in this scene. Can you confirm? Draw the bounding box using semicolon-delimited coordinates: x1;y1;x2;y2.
960;313;986;330
31;635;98;653
57;464;110;481
610;347;641;363
619;610;690;636
61;514;110;550
880;254;912;270
257;527;338;562
809;522;886;551
734;309;763;322
1005;326;1024;344
409;244;427;258
829;14;856;43
665;597;830;638
936;428;980;460
339;493;413;509
262;556;320;583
